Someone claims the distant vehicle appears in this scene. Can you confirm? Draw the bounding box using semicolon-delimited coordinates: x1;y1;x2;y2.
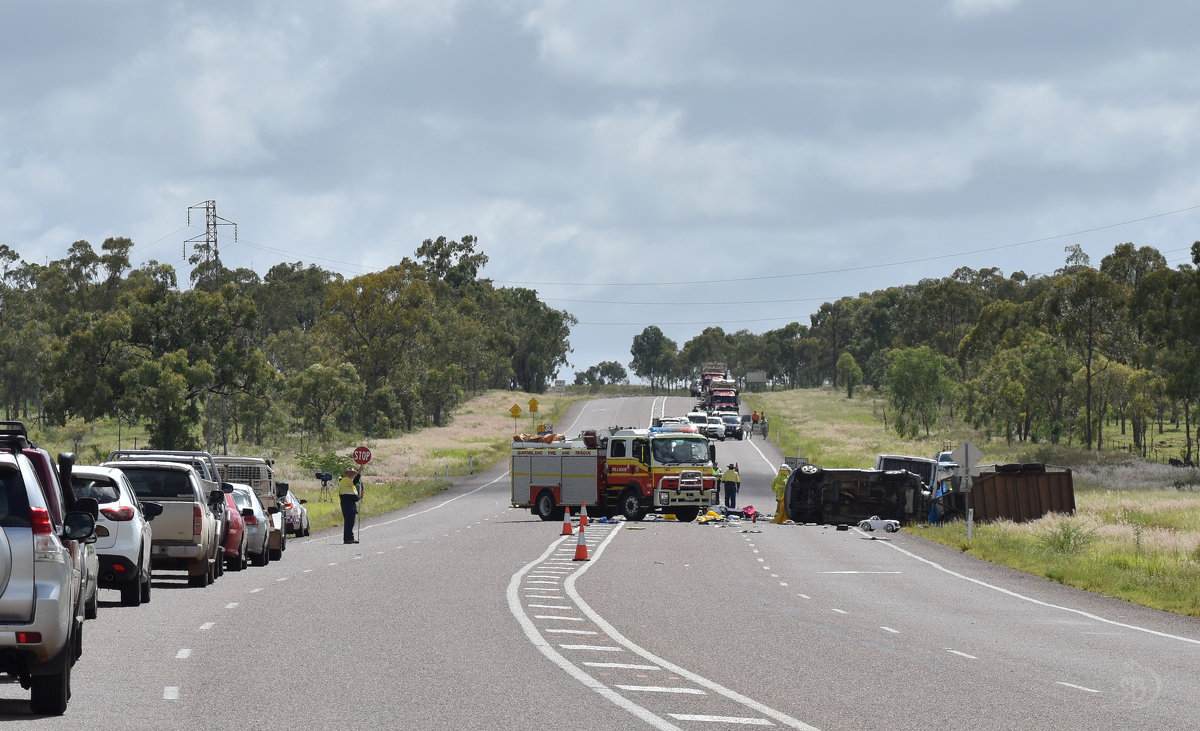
721;413;744;440
704;414;726;441
220;492;248;572
228;484;272;567
71;466;161;607
874;454;939;488
282;490;310;537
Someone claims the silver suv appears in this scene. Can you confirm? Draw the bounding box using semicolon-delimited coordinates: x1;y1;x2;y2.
0;422;96;715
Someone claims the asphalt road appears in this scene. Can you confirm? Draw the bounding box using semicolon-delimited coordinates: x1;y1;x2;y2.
5;395;1199;729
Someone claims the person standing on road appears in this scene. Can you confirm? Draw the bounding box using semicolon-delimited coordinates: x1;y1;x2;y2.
721;463;740;509
751;410;760;436
770;464;791;524
760;417;769;440
339;467;363;544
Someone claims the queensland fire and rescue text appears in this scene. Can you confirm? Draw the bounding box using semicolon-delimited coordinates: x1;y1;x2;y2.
511;427;720;523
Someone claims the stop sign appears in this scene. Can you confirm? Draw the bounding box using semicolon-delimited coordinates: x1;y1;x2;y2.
352;446;372;465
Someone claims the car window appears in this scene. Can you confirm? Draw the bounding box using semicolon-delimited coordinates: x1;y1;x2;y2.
0;466;33;528
71;477;121;504
232;491;253;510
123;469;195;498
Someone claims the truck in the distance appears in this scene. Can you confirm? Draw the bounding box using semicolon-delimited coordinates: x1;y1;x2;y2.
511;426;720;523
212;455;288;560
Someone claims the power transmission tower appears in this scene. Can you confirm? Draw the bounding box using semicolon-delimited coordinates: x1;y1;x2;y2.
186;200;237;291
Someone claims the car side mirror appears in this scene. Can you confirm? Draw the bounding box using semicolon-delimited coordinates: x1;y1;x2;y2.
74;496;100;521
62;511;96;542
141;501;164;520
221;482;235;493
299;499;307;505
267;506;280;514
208;489;225;506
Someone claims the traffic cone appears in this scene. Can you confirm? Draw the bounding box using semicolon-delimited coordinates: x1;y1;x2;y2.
572;521;589;561
560;508;573;536
579;502;589;529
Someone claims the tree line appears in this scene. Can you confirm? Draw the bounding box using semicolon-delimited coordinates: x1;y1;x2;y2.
618;242;1200;461
0;235;574;449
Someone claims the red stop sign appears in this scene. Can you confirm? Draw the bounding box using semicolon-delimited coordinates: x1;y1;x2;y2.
353;446;372;465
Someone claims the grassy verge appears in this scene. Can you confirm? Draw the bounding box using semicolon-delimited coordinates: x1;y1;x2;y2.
745;386;1200;617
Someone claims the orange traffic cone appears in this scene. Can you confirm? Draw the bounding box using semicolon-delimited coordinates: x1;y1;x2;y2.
579;502;589;529
572;521;589;561
560;508;573;536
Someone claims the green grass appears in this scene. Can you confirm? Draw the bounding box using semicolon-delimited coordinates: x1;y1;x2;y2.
746;386;1200;617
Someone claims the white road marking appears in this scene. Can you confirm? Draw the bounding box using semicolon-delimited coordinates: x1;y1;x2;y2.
175;649;191;659
546;629;598;635
881;627;899;634
668;714;773;725
946;649;977;659
163;686;179;700
616;685;706;695
528;604;571;609
276;577;288;582
1057;681;1101;693
831;608;847;614
250;588;263;593
818;571;901;574
528;580;559;585
779;582;788;587
559;644;623;652
536;615;583;621
585;662;659;670
198;622;214;631
797;594;809;600
303;569;312;573
225;603;239;610
880;540;1200;646
525;595;563;600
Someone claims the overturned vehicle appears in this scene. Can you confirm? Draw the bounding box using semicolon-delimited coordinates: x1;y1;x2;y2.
784;464;930;526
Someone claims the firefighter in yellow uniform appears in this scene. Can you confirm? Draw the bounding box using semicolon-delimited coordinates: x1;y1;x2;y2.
339;467;362;544
770;463;791;523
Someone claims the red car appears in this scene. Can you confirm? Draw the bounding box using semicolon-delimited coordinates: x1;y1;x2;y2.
221;491;248;572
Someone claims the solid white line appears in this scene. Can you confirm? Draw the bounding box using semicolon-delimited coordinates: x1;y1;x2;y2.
546;629;598;635
668;714;773;725
536;614;583;621
175;648;191;659
616;685;706;695
506;504;680;730
528;604;572;609
357;470;511;532
818;571;902;574
163;687;179;700
584;662;660;670
559;644;623;652
1057;681;1101;693
563;528;816;730
946;649;977;659
879;540;1200;646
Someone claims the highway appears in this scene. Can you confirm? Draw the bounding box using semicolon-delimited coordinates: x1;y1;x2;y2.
5;395;1199;729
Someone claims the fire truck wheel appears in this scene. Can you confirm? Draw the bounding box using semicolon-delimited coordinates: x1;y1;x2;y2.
673;507;700;523
534;490;558;521
619;488;647;522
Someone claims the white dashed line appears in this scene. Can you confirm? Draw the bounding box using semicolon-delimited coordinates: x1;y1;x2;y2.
225;603;239;610
831;608;847;614
163;686;179;700
250;588;263;593
615;685;706;695
198;622;214;631
1057;681;1101;693
536;615;583;621
669;713;772;725
881;626;899;633
559;644;623;652
584;662;659;670
175;648;191;659
945;649;977;659
276;577;288;582
546;629;599;635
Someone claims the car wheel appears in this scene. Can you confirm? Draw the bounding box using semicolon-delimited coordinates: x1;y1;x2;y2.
120;575;142;607
885;523;900;533
620;488;646;522
187;570;207;588
534;490;558;521
85;587;98;620
29;648;71;716
140;571;152;604
281;531;287;552
672;507;700;523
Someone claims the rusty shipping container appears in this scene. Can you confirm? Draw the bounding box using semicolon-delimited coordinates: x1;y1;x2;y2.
968;464;1075;522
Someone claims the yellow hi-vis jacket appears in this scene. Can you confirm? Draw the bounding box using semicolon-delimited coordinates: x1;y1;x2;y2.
338;475;361;497
771;470;790;499
720;468;740;484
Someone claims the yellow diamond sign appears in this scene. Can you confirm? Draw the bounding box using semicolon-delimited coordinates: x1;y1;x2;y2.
528;398;539;413
509;404;522;418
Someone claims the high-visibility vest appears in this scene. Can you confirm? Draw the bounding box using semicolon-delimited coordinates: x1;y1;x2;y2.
721;468;740;484
338;475;359;496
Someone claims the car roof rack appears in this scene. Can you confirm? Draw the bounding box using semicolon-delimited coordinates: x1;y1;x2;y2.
0;420;31;450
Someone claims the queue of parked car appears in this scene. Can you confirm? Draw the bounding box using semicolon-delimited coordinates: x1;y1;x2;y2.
0;426;311;716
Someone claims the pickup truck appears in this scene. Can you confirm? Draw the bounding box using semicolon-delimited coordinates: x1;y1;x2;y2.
100;460;225;587
212;455;289;560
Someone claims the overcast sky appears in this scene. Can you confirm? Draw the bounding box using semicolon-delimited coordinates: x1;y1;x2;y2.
4;1;1199;381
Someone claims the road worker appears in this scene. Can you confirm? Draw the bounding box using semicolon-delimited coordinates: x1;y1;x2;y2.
770;464;792;523
720;463;741;509
339;467;363;544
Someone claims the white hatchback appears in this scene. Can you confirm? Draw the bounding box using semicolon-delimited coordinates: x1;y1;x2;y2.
71;466;161;607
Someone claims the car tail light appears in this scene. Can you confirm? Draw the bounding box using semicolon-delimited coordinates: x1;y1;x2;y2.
244;513;258;525
283;501;293;509
30;506;53;535
193;505;203;536
16;632;41;644
101;506;135;521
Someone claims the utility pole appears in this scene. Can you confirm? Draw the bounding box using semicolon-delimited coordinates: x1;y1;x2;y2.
186;200;237;292
186;200;238;451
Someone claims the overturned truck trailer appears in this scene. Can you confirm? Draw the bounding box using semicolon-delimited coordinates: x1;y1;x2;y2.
784;464;929;526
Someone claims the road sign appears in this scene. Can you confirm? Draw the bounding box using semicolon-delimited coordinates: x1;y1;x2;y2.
951;440;983;475
353;446;372;465
509;404;522;418
528;398;539;413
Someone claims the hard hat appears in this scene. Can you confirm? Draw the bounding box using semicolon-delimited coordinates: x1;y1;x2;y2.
779;463;791;472
727;463;736;469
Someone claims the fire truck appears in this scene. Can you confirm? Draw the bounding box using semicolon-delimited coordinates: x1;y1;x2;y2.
511;427;720;522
